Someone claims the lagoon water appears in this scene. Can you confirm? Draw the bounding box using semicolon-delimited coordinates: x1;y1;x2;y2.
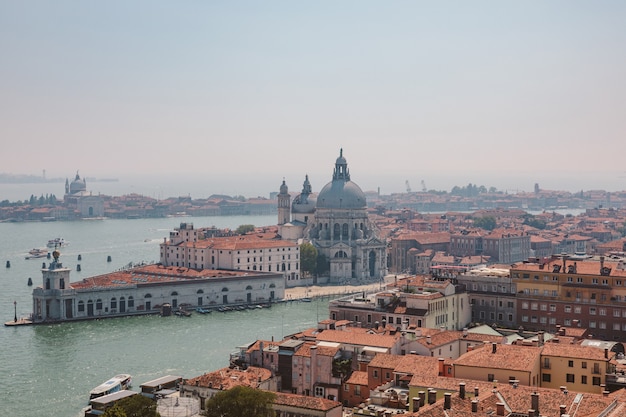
0;214;325;417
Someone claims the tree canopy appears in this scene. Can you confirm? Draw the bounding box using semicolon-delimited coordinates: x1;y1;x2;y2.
299;242;318;276
235;224;255;234
472;216;497;231
202;386;276;417
102;394;159;417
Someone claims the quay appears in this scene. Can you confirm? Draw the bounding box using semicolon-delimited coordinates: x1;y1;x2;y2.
4;317;33;327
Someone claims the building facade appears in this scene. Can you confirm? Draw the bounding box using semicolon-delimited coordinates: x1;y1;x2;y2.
160;223;303;287
31;253;285;323
512;256;626;341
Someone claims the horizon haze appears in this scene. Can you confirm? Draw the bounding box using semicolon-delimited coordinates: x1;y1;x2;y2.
2;2;626;196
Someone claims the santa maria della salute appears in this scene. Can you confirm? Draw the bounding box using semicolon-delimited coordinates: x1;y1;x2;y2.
278;149;387;284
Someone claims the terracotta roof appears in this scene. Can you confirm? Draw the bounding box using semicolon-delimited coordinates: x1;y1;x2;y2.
69;263;267;289
346;370;368;385
315;329;400;349
185;366;271;390
453;343;541;373
273;392;342;411
368;353;405;369
541;343;609;361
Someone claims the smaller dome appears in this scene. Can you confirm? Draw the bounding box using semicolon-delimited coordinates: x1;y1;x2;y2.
292;194;317;214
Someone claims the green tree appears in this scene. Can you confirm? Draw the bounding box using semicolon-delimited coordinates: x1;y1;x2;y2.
299;242;318;276
102;394;159;417
472;216;497;231
316;253;330;275
522;214;547;230
236;224;255;234
202;386;276;417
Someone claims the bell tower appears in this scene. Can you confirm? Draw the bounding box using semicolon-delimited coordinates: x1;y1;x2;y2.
277;179;291;226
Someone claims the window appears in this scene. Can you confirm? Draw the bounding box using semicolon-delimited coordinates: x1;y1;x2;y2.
575;306;581;314
581;375;587;384
542;373;551;382
354;385;360;395
549;304;556;312
568;360;574;368
373;370;378;378
566;374;575;383
593;377;601;386
582;361;587;369
564;305;572;313
590;321;596;328
488;374;495;382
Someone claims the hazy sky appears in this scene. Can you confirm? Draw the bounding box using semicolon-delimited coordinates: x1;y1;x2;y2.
2;1;625;196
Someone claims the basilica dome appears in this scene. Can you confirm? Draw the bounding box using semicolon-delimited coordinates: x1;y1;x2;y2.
69;172;87;195
316;150;366;210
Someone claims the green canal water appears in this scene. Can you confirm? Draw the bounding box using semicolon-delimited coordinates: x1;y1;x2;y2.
0;215;324;416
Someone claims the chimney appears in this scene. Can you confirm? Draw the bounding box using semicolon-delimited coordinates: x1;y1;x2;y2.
418;391;426;407
444;393;451;410
471;400;478;413
427;335;431;344
605;348;609;359
474;387;479;397
600;255;605;272
531;392;539;414
459;382;466;399
428;389;437;405
528;409;536;417
412;397;420;412
438;358;445;376
538;331;544;347
492;342;497;354
496;402;505;416
560;405;567;415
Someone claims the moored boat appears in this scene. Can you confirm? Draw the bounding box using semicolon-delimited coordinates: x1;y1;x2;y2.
89;374;132;401
47;237;68;248
195;307;211;314
25;248;48;259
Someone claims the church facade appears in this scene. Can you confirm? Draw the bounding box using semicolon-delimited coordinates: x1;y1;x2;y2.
278;150;387;284
63;172;104;218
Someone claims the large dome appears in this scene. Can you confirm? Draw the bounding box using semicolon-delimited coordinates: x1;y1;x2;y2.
69;173;86;194
317;180;366;209
316;149;366;209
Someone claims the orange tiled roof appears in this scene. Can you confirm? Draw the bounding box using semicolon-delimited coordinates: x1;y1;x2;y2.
453;343;541;373
185;366;271;390
315;329;400;349
274;392;342;411
69;263;265;289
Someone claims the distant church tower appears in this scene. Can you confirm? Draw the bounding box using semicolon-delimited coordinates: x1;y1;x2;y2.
277;179;291;225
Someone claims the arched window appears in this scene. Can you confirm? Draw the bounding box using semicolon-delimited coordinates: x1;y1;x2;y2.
77;300;85;312
197;289;204;294
333;223;341;239
269;283;276;288
342;223;349;239
281;263;286;271
144;293;152;298
110;298;117;309
334;251;348;258
128;296;134;308
171;291;178;296
246;285;253;290
222;287;229;292
96;299;102;310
